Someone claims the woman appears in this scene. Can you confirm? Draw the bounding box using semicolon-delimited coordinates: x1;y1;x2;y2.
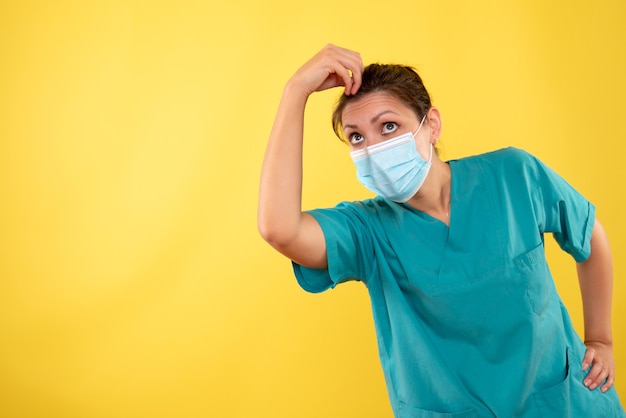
258;44;625;417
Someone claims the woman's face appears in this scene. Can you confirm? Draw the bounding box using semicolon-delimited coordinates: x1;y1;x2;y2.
341;92;432;159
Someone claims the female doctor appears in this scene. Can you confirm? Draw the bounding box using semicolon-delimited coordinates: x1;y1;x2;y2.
258;44;625;416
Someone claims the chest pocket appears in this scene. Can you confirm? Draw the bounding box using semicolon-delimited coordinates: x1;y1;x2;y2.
514;243;554;315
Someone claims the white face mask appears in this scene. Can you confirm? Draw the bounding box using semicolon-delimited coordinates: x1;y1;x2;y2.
350;116;432;202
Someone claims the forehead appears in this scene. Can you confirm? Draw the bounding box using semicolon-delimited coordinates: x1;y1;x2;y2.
342;92;413;126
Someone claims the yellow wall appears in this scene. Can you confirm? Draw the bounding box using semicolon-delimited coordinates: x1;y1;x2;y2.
0;1;624;417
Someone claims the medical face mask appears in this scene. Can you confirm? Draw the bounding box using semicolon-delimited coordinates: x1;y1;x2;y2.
350;116;432;203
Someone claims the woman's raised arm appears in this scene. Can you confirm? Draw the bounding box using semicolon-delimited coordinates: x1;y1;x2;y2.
257;44;363;269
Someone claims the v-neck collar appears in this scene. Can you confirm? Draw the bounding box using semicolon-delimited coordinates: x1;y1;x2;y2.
398;162;455;229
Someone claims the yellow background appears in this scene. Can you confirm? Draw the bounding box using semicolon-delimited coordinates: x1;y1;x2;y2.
0;1;624;417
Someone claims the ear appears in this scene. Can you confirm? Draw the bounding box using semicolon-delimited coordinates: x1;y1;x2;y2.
426;107;442;144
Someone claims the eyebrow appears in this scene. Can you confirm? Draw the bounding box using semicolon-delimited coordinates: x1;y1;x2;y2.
343;110;400;131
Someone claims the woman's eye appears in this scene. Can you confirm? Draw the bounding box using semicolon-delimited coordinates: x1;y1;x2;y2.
350;133;365;144
382;122;397;133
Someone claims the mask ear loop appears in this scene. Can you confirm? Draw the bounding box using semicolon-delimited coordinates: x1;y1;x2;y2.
412;114;432;163
412;115;427;137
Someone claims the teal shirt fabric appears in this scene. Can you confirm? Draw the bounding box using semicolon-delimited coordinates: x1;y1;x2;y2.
292;148;625;417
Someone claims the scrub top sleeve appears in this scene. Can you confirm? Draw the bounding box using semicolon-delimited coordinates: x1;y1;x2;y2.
529;152;596;262
292;204;373;293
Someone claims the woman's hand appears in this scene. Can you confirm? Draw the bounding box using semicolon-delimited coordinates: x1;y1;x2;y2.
582;340;615;392
287;44;363;97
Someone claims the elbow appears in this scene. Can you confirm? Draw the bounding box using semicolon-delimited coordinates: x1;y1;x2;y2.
257;220;276;245
257;216;295;250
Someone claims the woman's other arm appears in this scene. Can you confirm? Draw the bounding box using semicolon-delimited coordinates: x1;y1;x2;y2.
577;219;616;393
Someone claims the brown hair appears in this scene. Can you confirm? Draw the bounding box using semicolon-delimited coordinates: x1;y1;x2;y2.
332;64;432;142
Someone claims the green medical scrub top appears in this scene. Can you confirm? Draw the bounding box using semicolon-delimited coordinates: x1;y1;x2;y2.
293;148;625;417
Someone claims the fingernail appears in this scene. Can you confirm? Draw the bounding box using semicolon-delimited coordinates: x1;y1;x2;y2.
584;379;590;386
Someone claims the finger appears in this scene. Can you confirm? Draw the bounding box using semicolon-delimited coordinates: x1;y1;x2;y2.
582;348;595;371
339;51;363;95
585;360;604;382
588;368;609;390
601;372;615;393
329;46;363;95
320;50;361;94
584;361;606;389
337;66;354;95
349;63;363;95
